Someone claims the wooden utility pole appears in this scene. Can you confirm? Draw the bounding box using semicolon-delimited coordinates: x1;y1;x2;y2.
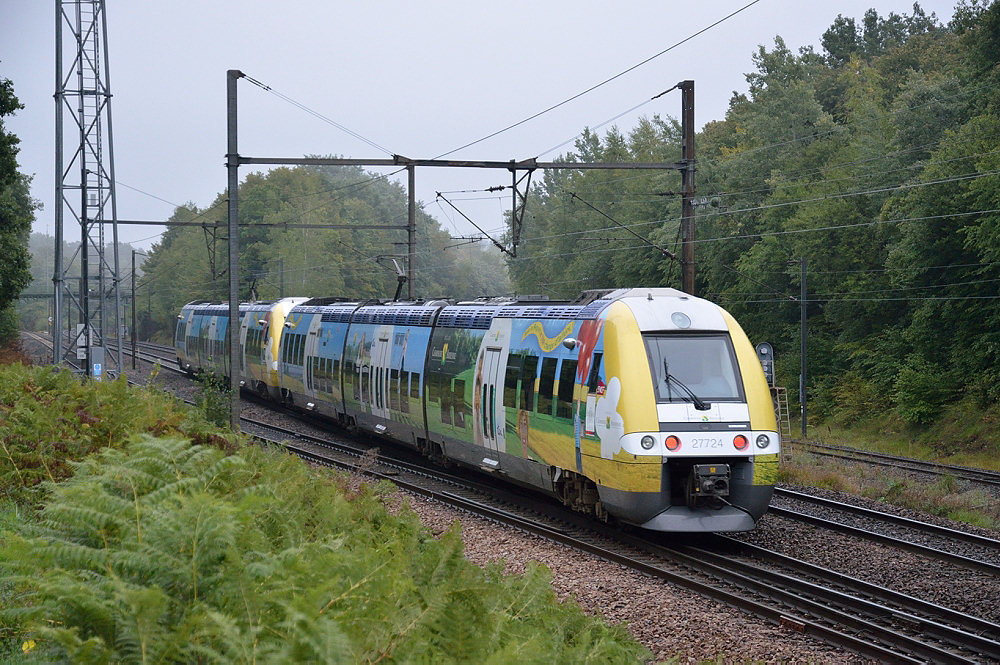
680;80;696;295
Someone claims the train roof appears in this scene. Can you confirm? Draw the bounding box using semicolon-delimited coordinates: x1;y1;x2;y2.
277;287;705;330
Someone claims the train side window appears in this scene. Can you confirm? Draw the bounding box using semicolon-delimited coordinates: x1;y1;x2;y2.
333;358;340;379
503;353;522;408
441;377;452;425
400;370;410;413
520;356;538;411
556;359;577;419
537;357;557;416
587;352;603;392
361;369;370;402
390;369;400;410
410;372;421;399
453;379;466;428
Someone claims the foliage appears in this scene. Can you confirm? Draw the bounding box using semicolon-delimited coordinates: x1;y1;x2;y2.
893;355;956;426
134;165;511;344
506;2;1000;428
0;362;233;505
0;436;649;663
193;370;232;428
0;75;36;343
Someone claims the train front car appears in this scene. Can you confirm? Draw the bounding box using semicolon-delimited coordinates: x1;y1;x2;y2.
595;288;779;531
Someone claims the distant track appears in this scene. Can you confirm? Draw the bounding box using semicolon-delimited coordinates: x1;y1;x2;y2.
793;439;1000;490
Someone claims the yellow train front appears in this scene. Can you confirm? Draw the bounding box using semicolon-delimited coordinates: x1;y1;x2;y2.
566;287;780;531
273;287;778;533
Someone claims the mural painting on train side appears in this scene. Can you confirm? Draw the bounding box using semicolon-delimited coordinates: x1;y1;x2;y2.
344;324;434;429
466;314;624;472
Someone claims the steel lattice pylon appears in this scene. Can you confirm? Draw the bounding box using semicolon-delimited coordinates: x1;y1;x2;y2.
54;0;122;377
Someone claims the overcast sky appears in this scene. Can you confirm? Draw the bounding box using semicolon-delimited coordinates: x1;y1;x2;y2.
2;1;957;253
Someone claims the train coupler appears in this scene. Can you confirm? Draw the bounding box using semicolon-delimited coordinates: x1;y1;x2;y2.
687;463;731;507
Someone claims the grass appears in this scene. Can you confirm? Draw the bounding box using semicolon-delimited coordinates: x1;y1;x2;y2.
802;395;1000;471
779;420;1000;529
782;409;1000;530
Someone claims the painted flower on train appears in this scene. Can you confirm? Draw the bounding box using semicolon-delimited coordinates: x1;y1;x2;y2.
595;376;624;458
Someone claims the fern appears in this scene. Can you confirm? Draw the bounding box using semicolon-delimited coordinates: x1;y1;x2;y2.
1;431;650;663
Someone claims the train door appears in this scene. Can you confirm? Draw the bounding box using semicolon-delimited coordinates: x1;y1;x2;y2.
238;315;250;377
369;326;392;420
303;315;322;401
479;347;506;456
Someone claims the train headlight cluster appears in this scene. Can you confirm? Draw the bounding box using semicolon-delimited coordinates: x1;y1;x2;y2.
640;435;656;450
756;434;771;449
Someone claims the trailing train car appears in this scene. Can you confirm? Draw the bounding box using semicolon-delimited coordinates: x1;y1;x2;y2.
176;288;779;532
174;301;247;378
240;297;309;399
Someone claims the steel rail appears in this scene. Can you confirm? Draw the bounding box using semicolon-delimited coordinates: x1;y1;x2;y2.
776;487;1000;552
715;534;1000;651
794;440;1000;488
768;505;1000;576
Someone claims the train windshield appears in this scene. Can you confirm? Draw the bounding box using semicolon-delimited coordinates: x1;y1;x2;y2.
643;334;743;403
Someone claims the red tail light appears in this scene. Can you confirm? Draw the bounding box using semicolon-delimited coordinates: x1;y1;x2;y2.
733;435;748;450
665;435;681;451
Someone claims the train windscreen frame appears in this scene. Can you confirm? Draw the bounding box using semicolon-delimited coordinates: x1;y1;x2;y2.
643;333;744;403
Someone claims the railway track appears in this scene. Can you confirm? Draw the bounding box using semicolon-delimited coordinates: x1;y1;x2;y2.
772;488;1000;574
794;439;1000;490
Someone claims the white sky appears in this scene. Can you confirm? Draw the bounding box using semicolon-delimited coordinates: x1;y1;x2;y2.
2;1;957;252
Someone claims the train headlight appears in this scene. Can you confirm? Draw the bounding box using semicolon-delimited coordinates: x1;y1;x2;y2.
671;312;691;329
665;435;681;451
733;435;749;450
640;435;656;450
756;434;771;449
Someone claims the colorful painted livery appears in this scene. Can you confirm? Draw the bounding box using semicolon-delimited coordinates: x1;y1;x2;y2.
176;287;779;532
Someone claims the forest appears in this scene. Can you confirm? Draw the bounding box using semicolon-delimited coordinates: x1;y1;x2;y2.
15;1;1000;430
509;1;1000;427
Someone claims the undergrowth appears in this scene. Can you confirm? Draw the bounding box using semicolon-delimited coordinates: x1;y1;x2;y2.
784;393;1000;530
0;358;649;663
0;437;650;663
0;362;237;506
778;456;1000;530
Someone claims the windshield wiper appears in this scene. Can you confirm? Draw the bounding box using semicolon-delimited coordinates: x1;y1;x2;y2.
664;359;710;411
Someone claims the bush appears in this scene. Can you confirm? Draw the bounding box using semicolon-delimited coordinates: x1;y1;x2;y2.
893;355;955;427
0;363;233;505
193;370;232;428
824;371;892;426
0;307;17;346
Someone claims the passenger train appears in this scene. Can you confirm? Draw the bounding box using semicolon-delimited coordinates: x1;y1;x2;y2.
175;288;780;532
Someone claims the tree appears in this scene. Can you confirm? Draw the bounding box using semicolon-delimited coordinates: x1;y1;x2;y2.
0;74;36;342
